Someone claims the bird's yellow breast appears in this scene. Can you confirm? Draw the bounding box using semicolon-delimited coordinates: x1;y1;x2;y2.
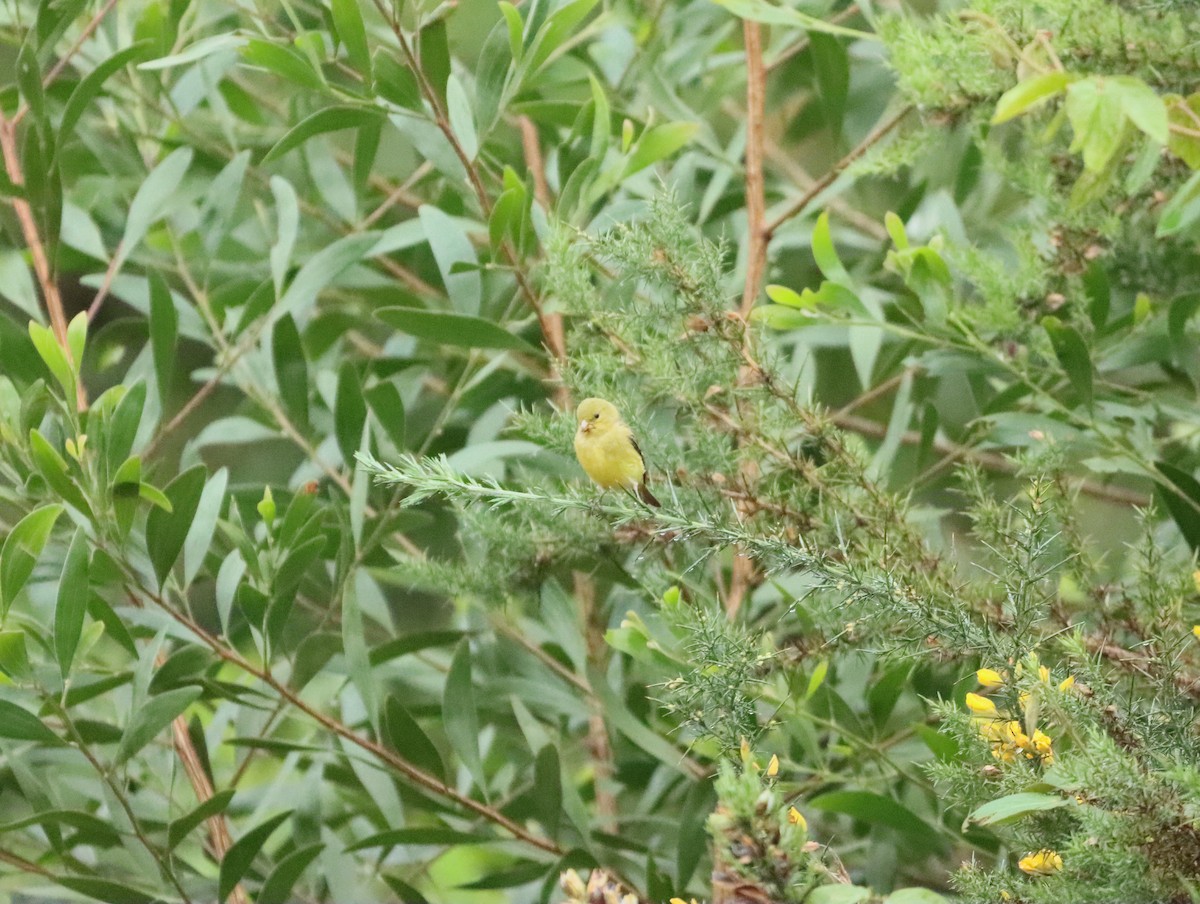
574;423;644;489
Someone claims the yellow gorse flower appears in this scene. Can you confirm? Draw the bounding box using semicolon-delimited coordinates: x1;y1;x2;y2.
1193;625;1200;640
1058;675;1075;691
787;806;807;830
1018;849;1063;876
966;692;997;715
976;668;1004;689
767;754;779;777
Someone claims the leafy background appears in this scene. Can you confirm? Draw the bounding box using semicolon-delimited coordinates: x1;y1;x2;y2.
2;0;1200;902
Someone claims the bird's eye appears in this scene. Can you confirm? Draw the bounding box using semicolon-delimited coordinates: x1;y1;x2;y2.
593;413;599;419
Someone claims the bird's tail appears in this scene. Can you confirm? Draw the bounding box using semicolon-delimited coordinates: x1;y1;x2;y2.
638;480;661;508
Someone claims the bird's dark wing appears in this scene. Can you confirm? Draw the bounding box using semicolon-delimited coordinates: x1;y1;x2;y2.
628;435;648;479
628;435;661;507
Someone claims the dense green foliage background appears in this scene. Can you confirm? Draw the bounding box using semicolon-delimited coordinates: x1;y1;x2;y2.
2;0;1200;902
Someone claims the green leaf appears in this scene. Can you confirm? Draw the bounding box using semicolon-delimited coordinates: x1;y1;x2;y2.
1168;293;1200;385
806;658;829;700
883;890;950;904
168;788;236;850
383;696;447;780
145;465;208;589
182;468;229;588
241;39;326;91
276;232;382;322
807;887;872;904
28;321;74;399
525;0;599;73
809;790;945;854
707;0;872;38
1156;462;1200;550
992;71;1075;124
272;314;309;431
331;0;371;81
373;51;421;109
335;361;368;468
365;381;406;451
269;177;299;294
623;121;698;178
418;205;481;314
1041;316;1093;408
0;809;121;846
257;842;325;904
117;147;193;270
377;306;538;352
446;75;478;161
966;792;1069;828
1168;93;1200;168
115;687;202;764
105;382;146;473
149;272;177;407
219;811;293;902
444;639;487;795
263;105;384;163
57;877;157;904
811;210;851;285
0;630;30;678
1112;76;1169;144
341;576;377;725
29;430;92;517
138;33;247;70
0;699;63;745
499;2;524;62
1157;170;1200;238
346;826;491;851
532;743;563;835
60;42;154;143
66;311;87;371
1065;77;1127;173
1;504;64;612
55;529;90;678
418;20;451;105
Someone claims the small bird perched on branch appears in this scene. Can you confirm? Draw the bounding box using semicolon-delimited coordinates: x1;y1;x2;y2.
573;398;661;507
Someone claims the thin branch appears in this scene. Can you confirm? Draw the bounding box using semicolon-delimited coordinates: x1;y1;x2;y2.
124;570;565;858
739;20;768;319
765;4;860;72
0;119;70;349
764;105;912;238
832;410;1152;508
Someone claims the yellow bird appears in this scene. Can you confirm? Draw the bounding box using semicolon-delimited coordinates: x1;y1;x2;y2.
573;398;661;507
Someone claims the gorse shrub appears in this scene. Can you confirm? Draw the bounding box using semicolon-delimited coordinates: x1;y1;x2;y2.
1;0;1200;902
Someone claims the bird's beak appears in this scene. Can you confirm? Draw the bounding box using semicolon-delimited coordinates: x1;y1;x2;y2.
579;420;591;434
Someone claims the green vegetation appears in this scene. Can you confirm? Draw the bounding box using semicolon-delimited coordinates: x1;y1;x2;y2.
1;0;1200;902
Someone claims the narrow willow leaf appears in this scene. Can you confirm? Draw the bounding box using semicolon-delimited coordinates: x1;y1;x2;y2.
377;306;537;352
444;639;486;796
417;205;481;313
1042;316;1093;408
383;697;446;780
219;811;293;902
114;687;202;764
257;842;325;904
331;0;371;80
181;468;229;588
145;466;208;588
0;699;64;745
148;272;177;407
168;789;236;850
55;529;90;678
1;504;64;612
262;106;384;163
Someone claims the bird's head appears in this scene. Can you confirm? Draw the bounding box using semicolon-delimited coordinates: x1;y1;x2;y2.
576;397;619;436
